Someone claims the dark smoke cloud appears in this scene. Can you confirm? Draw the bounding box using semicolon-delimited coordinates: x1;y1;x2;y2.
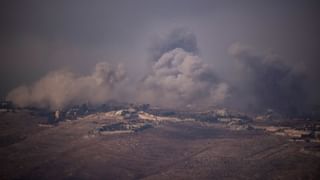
149;28;199;62
6;62;126;110
228;42;306;114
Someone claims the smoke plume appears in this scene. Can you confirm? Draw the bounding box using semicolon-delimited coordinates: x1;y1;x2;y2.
149;28;199;62
6;30;307;113
6;62;126;110
228;42;306;114
129;28;228;108
139;49;228;107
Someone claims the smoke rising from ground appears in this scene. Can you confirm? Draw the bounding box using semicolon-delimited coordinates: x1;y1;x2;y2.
6;62;126;110
228;42;306;114
149;28;199;62
6;29;229;110
5;30;310;114
140;48;229;108
136;28;229;108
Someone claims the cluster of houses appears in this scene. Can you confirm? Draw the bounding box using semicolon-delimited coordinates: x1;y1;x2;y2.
0;101;14;112
2;99;320;143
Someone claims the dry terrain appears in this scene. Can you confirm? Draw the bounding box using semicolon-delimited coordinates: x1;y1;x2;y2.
0;111;319;180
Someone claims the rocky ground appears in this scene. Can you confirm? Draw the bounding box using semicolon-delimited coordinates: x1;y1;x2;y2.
0;111;320;180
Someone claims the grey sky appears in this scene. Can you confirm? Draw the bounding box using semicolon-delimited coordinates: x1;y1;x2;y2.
1;0;320;109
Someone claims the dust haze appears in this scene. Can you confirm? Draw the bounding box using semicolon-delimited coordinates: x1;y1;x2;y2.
6;62;127;110
1;1;320;180
2;1;320;114
5;29;313;115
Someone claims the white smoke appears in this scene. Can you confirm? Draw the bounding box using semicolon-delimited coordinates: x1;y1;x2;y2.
140;48;229;107
6;62;126;110
6;29;231;110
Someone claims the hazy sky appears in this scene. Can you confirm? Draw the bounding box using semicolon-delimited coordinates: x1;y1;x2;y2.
1;0;320;110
